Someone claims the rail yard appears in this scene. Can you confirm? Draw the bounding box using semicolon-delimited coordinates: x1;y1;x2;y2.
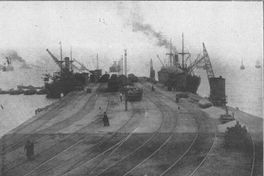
0;80;262;176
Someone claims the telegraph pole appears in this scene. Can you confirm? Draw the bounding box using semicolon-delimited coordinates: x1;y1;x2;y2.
121;55;124;75
59;41;63;62
182;33;184;67
70;46;73;72
124;49;128;111
96;53;99;70
124;49;127;77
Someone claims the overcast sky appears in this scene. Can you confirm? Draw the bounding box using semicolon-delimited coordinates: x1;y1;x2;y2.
0;1;262;75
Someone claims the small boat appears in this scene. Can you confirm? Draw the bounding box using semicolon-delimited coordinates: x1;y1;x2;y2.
255;60;261;69
240;59;245;70
24;89;37;95
9;89;24;95
36;89;47;95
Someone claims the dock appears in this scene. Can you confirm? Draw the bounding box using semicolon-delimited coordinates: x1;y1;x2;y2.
0;82;262;176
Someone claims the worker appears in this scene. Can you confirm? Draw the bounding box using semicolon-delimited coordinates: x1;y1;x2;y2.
24;140;34;160
103;112;110;126
119;93;123;102
0;104;3;110
151;85;155;91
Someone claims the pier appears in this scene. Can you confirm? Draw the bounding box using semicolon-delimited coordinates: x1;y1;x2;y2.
0;81;262;176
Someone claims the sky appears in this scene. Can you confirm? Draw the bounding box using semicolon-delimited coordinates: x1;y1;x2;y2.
0;1;262;75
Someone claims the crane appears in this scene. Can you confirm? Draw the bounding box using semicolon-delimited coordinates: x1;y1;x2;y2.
156;54;165;67
46;49;63;69
187;43;215;80
73;58;90;72
202;43;215;79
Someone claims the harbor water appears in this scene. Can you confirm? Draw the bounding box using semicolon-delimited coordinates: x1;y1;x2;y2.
197;64;262;118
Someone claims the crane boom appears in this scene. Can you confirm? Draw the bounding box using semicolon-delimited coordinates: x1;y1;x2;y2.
187;43;215;80
46;49;63;69
202;43;215;79
187;54;204;73
73;58;90;72
156;55;165;67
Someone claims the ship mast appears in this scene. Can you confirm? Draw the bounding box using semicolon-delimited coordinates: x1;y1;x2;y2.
178;33;189;69
166;39;174;66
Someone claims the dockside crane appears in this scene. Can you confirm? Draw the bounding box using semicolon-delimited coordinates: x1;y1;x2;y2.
46;49;63;70
156;55;165;67
187;43;227;107
187;43;215;79
46;48;91;74
72;58;90;72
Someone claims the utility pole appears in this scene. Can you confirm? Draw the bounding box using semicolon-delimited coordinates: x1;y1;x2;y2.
124;49;128;111
124;49;127;77
182;34;184;67
70;46;73;72
59;41;63;62
121;55;124;75
96;53;99;69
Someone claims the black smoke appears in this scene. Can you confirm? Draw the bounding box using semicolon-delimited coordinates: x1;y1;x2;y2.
132;22;177;52
4;50;31;69
117;2;177;52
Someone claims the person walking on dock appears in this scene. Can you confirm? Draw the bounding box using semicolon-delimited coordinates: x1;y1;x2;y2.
151;85;155;91
103;112;110;126
24;140;34;160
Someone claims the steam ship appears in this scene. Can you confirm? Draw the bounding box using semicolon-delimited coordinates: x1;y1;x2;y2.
157;34;201;94
44;46;89;98
0;56;14;72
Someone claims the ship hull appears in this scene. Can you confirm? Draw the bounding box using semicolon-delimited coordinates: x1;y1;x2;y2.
45;73;88;98
158;70;200;94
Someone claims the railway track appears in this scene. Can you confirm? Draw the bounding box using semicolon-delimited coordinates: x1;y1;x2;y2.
2;87;109;175
143;82;217;176
3;93;109;175
3;83;102;154
236;118;256;176
91;87;178;176
249;135;256;176
19;95;145;176
58;99;149;176
62;92;168;176
3;89;94;153
57;83;203;176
